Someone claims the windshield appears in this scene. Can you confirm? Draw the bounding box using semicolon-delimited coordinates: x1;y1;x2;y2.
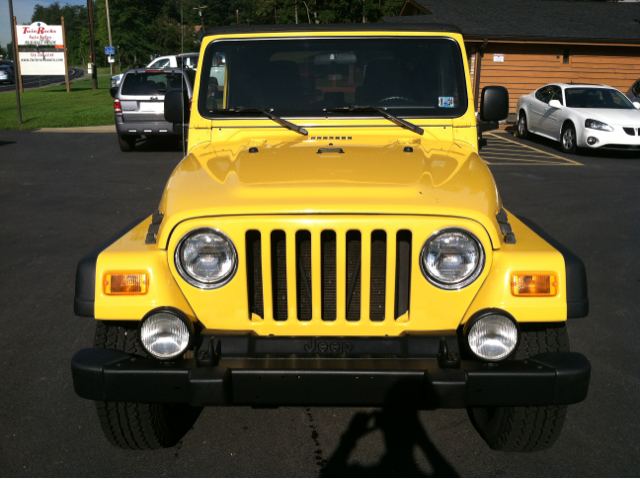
565;88;634;109
198;37;468;118
121;72;189;96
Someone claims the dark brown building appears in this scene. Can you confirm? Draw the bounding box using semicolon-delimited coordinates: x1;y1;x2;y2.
386;0;640;119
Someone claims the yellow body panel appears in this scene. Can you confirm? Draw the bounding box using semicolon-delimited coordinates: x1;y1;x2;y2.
461;213;567;324
91;27;570;333
94;218;196;321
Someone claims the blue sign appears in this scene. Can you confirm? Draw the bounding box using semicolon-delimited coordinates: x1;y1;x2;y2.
105;46;115;55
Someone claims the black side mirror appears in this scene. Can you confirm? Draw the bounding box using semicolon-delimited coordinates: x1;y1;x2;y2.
109;87;118;98
164;88;190;124
480;86;509;122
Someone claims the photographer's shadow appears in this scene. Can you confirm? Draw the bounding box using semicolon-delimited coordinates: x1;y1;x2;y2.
321;388;458;478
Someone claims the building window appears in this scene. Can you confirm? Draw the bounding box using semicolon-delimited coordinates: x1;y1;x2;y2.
563;49;570;64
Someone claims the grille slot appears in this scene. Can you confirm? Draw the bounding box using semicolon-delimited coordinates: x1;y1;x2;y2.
370;230;387;321
321;230;337;321
345;230;362;321
394;230;412;319
245;230;264;319
623;127;636;136
270;230;288;321
296;230;313;320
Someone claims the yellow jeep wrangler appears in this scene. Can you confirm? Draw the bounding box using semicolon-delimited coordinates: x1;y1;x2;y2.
71;24;590;452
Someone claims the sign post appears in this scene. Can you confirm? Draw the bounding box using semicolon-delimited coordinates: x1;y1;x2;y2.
61;17;70;92
12;16;24;93
8;0;21;123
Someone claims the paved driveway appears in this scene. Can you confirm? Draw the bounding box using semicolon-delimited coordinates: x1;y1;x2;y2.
0;130;638;476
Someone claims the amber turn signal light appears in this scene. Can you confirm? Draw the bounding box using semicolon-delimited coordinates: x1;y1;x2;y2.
512;273;557;296
104;273;149;295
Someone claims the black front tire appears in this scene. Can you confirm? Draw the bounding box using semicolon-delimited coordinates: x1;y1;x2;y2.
117;134;136;152
560;123;577;154
468;323;570;452
517;111;529;139
93;321;201;450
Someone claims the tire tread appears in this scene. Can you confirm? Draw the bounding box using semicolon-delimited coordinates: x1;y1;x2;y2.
93;321;199;450
469;323;570;452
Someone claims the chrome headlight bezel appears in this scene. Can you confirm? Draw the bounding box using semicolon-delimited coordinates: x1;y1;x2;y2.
174;227;238;290
464;310;520;362
138;307;195;360
419;227;486;290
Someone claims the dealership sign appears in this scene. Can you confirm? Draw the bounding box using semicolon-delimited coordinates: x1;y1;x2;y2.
19;51;66;75
17;22;63;46
16;21;67;76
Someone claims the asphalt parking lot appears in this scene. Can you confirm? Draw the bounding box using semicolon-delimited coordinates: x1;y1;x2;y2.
1;129;638;477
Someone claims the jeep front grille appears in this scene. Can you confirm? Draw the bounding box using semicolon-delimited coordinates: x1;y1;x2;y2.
245;228;412;322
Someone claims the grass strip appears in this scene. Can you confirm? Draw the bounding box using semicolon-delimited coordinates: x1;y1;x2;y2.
0;76;114;130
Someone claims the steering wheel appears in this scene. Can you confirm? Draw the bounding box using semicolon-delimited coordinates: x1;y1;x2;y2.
375;95;416;104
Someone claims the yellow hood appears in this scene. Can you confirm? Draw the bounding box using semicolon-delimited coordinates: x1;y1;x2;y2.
157;136;503;248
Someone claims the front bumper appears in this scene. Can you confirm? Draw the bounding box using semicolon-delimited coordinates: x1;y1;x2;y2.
578;127;640;149
72;347;590;408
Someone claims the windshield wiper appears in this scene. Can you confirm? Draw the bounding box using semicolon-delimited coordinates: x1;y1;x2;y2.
325;106;424;136
212;107;308;136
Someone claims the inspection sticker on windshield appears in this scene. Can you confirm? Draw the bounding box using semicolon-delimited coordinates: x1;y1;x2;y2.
438;97;455;107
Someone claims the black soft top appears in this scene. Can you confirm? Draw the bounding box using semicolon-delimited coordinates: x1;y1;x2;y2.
204;23;461;37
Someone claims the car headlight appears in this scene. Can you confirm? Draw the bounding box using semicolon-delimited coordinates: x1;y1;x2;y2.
420;228;485;289
466;313;519;361
585;119;613;132
139;309;194;360
175;228;238;289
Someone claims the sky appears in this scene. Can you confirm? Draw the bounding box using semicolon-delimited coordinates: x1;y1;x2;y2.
1;0;86;53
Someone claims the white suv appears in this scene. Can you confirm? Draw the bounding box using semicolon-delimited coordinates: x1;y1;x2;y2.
110;52;199;88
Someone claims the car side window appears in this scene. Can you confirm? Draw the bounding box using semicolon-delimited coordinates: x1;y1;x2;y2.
633;81;640;98
150;59;169;68
535;87;552;103
550;86;563;105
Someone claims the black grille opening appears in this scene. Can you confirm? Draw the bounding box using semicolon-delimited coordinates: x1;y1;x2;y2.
623;127;636;136
370;230;387;321
394;230;412;319
345;230;362;321
296;230;312;320
245;230;264;319
321;230;337;321
270;230;288;321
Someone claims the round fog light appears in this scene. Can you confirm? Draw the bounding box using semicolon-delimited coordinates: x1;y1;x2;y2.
587;137;598;146
467;314;518;361
140;311;193;359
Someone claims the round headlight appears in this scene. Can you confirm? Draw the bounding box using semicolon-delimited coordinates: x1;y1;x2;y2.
420;228;485;289
140;311;193;360
467;314;519;361
175;228;238;289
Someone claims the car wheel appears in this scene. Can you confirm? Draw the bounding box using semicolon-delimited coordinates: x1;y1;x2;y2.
93;321;202;450
560;123;577;154
467;323;570;452
517;111;529;139
117;134;136;152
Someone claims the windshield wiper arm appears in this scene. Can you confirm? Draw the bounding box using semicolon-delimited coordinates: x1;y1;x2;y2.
325;106;424;136
212;107;308;136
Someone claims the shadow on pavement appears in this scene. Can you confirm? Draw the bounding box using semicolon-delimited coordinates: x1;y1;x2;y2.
0;141;17;147
321;389;458;478
133;137;184;153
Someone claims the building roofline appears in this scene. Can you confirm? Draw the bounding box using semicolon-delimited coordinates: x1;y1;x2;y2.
204;23;462;37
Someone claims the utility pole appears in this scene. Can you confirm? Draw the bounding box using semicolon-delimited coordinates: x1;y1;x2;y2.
295;3;298;24
87;0;98;89
8;0;21;123
193;6;207;31
105;0;114;75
